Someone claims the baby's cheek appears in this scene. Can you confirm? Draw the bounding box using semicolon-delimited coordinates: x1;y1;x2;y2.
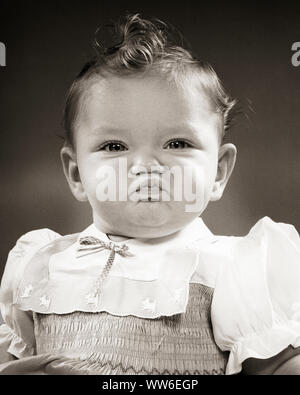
182;167;209;214
83;174;99;202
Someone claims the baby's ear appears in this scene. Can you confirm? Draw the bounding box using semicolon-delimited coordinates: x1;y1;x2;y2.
210;143;237;202
60;144;88;202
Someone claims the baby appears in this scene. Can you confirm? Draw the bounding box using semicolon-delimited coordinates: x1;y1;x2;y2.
0;13;300;375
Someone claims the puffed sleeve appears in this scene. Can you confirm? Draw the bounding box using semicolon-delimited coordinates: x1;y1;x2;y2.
211;216;300;375
0;229;61;363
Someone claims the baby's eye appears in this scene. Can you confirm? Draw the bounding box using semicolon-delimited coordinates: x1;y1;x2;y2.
164;140;192;150
100;142;128;152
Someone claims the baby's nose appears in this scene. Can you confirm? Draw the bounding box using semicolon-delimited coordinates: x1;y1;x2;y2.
130;165;166;176
129;152;166;176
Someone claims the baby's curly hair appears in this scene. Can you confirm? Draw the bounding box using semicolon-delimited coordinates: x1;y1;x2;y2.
64;13;236;145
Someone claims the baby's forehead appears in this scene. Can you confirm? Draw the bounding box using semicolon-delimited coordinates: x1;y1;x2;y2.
81;74;217;121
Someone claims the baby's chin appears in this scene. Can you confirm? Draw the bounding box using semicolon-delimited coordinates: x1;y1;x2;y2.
128;208;175;237
95;201;201;239
121;202;175;237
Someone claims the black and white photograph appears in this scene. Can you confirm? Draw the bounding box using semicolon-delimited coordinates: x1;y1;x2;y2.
0;0;300;378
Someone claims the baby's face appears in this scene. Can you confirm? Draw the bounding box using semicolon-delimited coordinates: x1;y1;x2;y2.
70;75;227;238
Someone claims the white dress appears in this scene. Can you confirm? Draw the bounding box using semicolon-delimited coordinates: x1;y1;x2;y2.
0;216;299;375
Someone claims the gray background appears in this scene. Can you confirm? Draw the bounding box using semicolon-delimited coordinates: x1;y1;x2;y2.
0;0;300;278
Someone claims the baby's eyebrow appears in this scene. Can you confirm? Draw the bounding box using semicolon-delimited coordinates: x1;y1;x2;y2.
91;125;130;135
162;123;204;139
91;122;203;138
165;123;199;133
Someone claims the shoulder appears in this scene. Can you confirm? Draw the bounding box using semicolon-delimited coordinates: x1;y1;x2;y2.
227;216;299;281
10;228;61;253
0;229;62;302
211;216;300;374
241;216;299;244
214;216;299;273
212;216;300;304
6;228;62;264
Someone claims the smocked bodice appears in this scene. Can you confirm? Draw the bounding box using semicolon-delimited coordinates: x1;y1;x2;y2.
33;283;228;375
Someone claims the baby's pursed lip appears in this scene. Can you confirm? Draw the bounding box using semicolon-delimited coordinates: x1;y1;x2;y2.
128;175;162;196
128;174;171;201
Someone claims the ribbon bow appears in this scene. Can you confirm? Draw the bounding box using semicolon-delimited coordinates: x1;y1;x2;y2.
77;236;131;257
76;236;133;305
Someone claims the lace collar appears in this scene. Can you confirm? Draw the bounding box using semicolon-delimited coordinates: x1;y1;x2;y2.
14;217;219;317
